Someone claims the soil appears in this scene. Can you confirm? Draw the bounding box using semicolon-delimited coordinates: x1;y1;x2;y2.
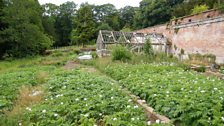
63;61;80;70
204;71;224;80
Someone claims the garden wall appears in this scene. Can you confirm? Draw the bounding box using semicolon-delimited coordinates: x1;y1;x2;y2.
137;9;224;64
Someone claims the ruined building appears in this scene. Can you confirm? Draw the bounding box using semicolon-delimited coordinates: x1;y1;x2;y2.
137;9;224;64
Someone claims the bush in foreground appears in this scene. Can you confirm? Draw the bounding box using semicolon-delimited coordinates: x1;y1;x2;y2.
112;45;132;62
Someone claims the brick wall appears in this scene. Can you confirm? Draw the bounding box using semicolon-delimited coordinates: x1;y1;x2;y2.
136;9;224;64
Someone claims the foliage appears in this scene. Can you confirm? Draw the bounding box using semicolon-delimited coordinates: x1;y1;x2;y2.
93;4;120;30
21;70;147;125
221;67;224;74
188;53;216;64
0;0;7;58
176;63;191;71
112;45;132;62
54;2;77;46
71;3;96;47
2;0;223;58
119;6;136;29
0;66;55;118
191;4;209;15
42;3;58;43
194;66;206;73
135;0;183;28
96;23;113;31
180;49;185;54
173;0;223;18
143;39;154;58
121;26;132;32
103;63;224;125
91;52;98;59
0;0;52;58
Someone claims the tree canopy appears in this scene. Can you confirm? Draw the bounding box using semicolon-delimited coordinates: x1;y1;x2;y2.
0;0;52;58
0;0;223;58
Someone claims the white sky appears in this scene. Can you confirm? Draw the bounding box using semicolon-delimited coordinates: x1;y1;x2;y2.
38;0;141;9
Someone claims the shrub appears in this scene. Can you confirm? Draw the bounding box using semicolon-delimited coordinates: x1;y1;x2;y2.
51;51;63;57
177;63;191;71
221;67;224;74
91;52;98;59
73;49;81;54
112;45;131;62
143;39;154;58
191;4;209;14
195;66;206;72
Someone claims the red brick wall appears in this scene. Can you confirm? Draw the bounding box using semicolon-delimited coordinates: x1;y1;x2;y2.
136;9;224;64
171;9;221;25
172;21;224;63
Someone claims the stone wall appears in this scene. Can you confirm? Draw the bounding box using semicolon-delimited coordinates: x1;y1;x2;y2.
136;9;224;64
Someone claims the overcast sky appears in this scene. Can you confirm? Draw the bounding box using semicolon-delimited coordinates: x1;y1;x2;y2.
38;0;141;9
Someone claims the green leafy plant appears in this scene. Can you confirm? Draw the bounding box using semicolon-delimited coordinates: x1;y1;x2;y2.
191;4;209;15
91;52;98;59
22;70;148;125
103;63;224;125
180;49;185;55
143;39;154;58
195;66;206;72
112;45;132;62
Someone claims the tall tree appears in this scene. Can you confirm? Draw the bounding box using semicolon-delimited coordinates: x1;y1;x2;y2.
172;0;224;18
42;3;58;42
71;3;96;46
136;0;183;28
0;0;52;58
93;4;120;30
119;6;136;29
54;1;77;46
0;0;8;58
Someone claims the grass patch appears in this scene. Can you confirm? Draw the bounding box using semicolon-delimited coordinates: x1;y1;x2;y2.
1;86;44;126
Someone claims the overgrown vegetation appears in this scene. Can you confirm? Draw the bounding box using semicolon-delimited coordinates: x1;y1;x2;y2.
188;53;216;65
1;0;224;59
0;0;52;58
21;70;148;125
103;63;224;125
191;4;209;15
143;39;154;58
112;45;132;62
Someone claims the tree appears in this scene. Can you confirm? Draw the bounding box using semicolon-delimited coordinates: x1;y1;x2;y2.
93;4;117;23
0;0;52;58
0;0;8;58
136;0;184;28
119;6;136;29
172;0;224;18
96;23;113;31
42;3;58;42
191;4;209;14
93;4;120;30
71;3;96;47
133;8;142;30
54;1;77;46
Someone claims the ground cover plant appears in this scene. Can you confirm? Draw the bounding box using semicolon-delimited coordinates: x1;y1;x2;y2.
22;69;148;126
0;66;56;115
0;48;77;125
103;63;224;125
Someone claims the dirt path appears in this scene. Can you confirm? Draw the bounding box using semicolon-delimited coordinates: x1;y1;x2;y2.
64;61;80;70
63;60;171;124
203;71;224;80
